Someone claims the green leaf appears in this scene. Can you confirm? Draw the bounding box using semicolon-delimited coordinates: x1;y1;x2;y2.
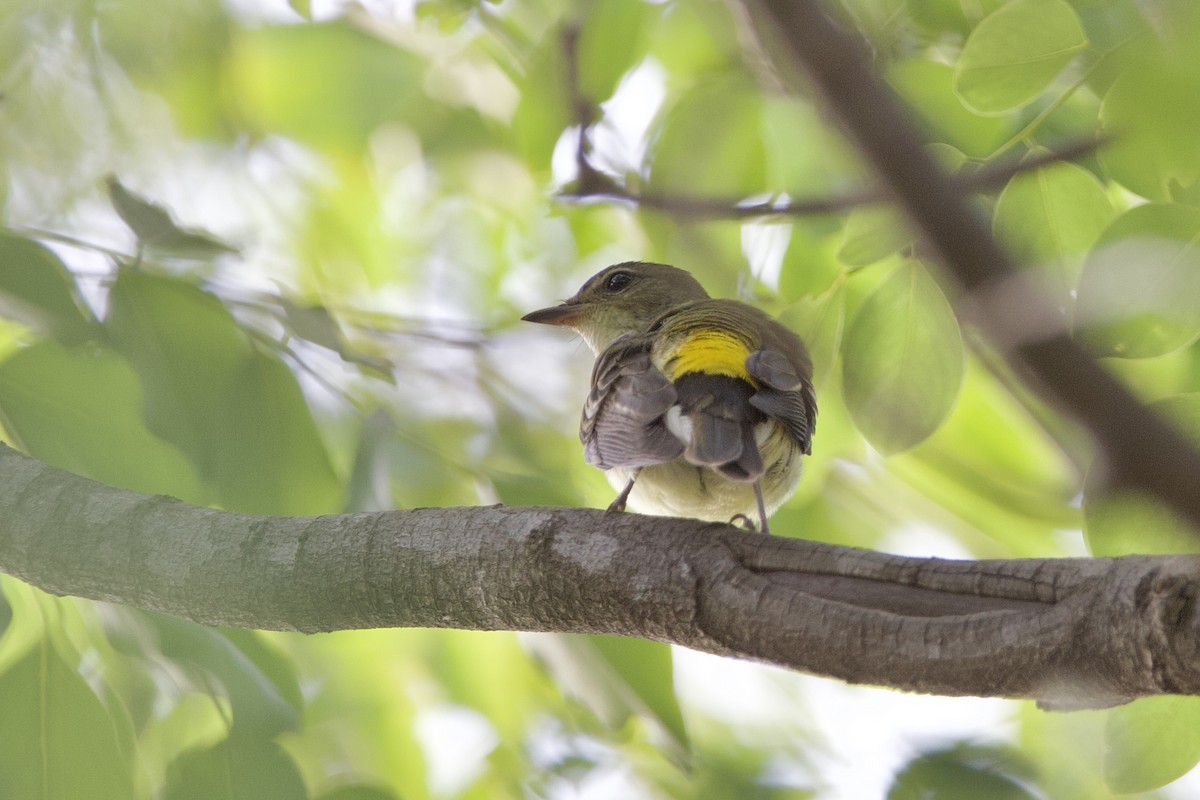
589;634;688;751
219;348;342;515
315;788;398;800
888;60;1011;157
888;743;1037;800
106;176;237;258
576;0;658;104
0;340;204;499
148;614;302;739
0;232;95;342
524;634;688;762
1084;394;1200;556
228;21;432;152
1098;21;1200;203
1074;204;1200;359
279;298;346;353
836;207;914;268
954;0;1087;114
106;271;339;513
106;270;252;470
163;736;307;800
0;640;134;800
647;77;766;197
287;0;311;20
779;280;845;391
992;159;1114;292
510;30;572;172
1105;696;1200;794
842;262;964;454
777;223;842;300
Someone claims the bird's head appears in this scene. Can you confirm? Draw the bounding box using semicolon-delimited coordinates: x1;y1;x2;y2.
521;261;710;353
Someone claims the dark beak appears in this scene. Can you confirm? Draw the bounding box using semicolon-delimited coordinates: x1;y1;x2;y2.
521;303;582;327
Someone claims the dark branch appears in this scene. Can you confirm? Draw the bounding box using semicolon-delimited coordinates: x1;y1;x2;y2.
747;0;1200;532
4;443;1200;710
559;131;1104;220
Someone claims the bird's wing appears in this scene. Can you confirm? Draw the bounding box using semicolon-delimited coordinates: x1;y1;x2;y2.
581;333;684;470
746;348;816;455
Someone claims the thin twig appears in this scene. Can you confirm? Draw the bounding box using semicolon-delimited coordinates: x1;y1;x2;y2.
558;136;1107;220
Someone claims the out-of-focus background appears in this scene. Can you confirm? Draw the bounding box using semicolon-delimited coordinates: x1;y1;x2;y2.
3;0;1200;797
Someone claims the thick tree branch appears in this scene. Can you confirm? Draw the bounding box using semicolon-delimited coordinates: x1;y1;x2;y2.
4;443;1200;710
748;0;1200;532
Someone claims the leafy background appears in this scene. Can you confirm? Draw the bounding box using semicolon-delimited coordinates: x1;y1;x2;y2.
2;0;1200;796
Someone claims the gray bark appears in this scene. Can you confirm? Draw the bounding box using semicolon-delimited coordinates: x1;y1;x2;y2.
3;443;1199;710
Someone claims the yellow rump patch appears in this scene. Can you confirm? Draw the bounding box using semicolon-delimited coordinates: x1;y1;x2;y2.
667;331;753;381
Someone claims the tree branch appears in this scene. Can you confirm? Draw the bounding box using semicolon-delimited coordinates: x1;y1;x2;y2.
559;137;1104;220
747;0;1200;532
4;443;1199;710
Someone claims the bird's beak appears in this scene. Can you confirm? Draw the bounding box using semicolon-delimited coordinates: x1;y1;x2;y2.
521;302;584;328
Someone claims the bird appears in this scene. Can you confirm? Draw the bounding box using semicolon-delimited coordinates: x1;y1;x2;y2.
522;261;816;534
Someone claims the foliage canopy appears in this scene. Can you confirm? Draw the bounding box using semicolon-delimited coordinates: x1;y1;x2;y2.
2;0;1200;796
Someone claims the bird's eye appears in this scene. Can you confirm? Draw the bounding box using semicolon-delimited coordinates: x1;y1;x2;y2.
604;271;633;292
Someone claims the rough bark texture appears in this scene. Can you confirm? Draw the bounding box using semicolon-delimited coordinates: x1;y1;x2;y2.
4;443;1200;710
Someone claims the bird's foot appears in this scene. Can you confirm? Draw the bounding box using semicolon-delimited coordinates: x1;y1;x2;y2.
724;515;772;534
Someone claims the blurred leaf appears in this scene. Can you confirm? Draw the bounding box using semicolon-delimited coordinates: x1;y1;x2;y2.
148;614;302;739
280;298;346;353
0;232;96;342
888;60;1011;157
1084;393;1200;555
511;28;573;172
1016;704;1109;800
993;159;1114;293
954;0;1087;114
163;736;307;800
1074;204;1200;359
836;207;914;268
106;269;252;470
842;262;964;454
576;0;659;104
430;630;542;742
888;743;1037;800
0;340;204;499
220;348;342;514
0;640;134;800
288;0;312;20
315;787;398;800
0;579;45;675
106;271;339;514
220;629;305;719
779;280;845;391
1105;696;1200;794
777;222;842;300
645;0;735;80
524;634;688;762
762;96;862;195
94;0;233;136
228;21;432;152
106;176;238;258
589;634;688;751
1098;13;1200;203
647;77;766;197
279;297;392;375
837;141;967;269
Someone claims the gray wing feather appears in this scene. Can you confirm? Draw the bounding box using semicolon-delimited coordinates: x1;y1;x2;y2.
746;348;816;455
581;334;683;469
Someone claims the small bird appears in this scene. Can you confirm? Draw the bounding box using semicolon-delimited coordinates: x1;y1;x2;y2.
522;261;816;534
